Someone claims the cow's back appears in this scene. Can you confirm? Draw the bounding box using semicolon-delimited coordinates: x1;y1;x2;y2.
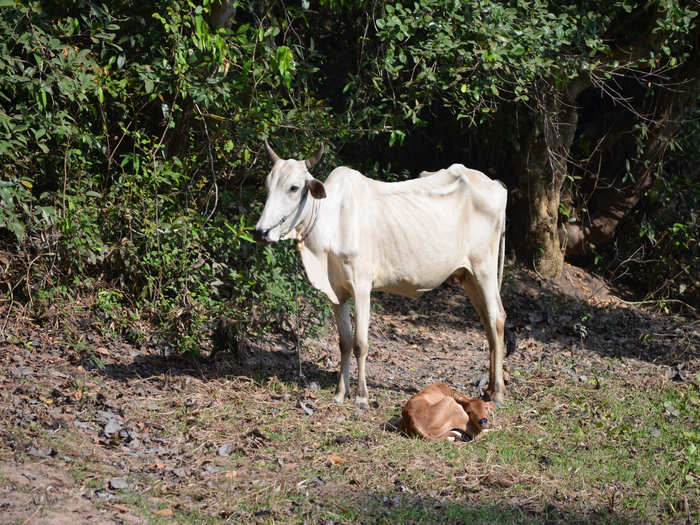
305;164;506;298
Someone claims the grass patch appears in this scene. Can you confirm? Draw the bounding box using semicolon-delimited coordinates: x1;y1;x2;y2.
2;355;697;523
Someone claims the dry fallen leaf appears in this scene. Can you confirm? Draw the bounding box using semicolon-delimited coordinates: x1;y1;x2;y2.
327;454;346;466
225;470;238;479
153;508;173;516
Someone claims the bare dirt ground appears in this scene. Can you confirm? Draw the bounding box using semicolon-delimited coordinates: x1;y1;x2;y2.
1;263;698;523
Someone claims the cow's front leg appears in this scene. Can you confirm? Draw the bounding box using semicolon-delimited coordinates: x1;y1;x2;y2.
332;302;353;405
353;290;371;409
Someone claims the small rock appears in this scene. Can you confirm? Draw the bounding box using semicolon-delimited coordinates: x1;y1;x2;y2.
218;442;233;457
203;464;222;475
578;375;587;382
104;420;122;436
109;477;129;490
28;446;53;459
95;490;113;501
309;381;320;393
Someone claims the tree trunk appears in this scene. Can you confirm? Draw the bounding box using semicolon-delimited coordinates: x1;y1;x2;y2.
515;85;583;279
566;39;700;256
524;133;566;279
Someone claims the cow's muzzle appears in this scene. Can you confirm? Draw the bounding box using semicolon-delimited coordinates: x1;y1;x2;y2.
253;228;271;244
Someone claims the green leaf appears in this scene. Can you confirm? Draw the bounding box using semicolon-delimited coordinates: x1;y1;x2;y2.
6;220;25;242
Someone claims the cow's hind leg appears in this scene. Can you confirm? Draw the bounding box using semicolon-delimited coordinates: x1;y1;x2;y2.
332;301;353;405
353;290;371;409
460;269;506;407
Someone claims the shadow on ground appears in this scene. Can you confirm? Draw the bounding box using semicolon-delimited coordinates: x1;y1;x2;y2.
311;490;638;525
372;264;698;371
91;264;698;403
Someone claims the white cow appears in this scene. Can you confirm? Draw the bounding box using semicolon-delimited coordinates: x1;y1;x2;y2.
254;142;508;408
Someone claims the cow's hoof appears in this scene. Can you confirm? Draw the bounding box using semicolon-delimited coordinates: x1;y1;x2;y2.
485;391;505;409
332;393;345;405
354;397;369;410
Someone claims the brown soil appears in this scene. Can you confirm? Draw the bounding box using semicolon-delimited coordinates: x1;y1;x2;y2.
0;263;697;523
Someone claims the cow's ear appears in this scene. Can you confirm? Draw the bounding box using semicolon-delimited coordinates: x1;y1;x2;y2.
306;178;326;199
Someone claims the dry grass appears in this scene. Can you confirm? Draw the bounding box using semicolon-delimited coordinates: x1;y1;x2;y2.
1;265;698;523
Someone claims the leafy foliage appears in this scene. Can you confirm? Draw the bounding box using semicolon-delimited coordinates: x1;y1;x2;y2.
0;1;341;352
613;112;700;308
346;1;696;134
0;0;697;355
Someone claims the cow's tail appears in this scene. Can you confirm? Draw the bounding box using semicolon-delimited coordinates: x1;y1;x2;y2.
495;180;516;356
496;181;507;291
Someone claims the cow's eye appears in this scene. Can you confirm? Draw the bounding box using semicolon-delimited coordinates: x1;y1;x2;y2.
289;185;300;192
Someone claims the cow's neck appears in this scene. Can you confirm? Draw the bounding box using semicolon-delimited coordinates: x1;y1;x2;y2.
288;190;319;244
295;194;320;243
294;196;340;304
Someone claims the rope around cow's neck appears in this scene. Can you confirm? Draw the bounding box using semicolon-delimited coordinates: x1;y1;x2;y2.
296;196;320;244
273;188;309;237
274;187;320;244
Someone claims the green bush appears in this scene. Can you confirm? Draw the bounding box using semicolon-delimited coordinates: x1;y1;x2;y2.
0;1;339;352
620;114;700;309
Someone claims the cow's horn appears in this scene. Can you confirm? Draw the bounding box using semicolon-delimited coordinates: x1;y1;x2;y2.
305;144;324;170
264;140;280;163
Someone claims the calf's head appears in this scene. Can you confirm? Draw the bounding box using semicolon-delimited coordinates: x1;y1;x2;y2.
254;141;326;244
462;398;494;438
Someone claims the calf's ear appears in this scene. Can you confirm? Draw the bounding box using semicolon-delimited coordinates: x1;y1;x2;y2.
306;178;326;199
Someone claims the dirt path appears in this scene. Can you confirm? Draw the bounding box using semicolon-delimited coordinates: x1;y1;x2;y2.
0;264;697;523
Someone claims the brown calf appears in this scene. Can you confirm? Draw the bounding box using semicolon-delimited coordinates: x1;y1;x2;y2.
400;383;493;442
